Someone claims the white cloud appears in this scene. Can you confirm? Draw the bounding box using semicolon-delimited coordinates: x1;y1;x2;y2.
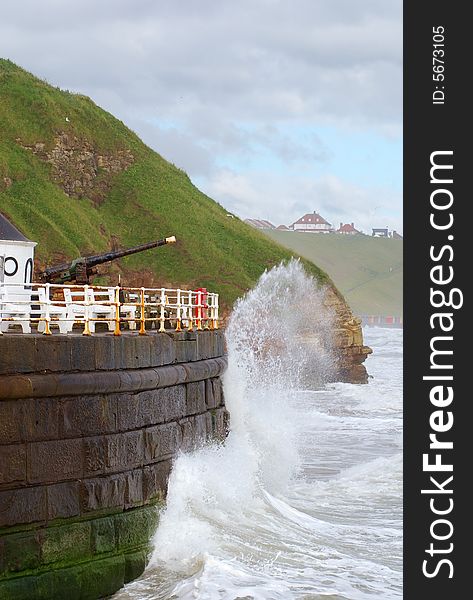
0;0;402;231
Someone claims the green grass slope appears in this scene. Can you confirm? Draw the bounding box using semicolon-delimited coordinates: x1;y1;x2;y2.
265;231;403;317
0;59;330;308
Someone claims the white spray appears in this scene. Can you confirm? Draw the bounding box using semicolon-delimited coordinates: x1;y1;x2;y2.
149;261;334;574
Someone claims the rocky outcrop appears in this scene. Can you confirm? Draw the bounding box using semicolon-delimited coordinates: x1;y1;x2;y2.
18;133;134;203
324;286;373;384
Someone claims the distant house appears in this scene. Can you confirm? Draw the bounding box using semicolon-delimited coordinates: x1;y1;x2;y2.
336;222;360;235
392;230;403;240
372;228;389;238
276;224;290;230
291;211;332;233
244;219;275;230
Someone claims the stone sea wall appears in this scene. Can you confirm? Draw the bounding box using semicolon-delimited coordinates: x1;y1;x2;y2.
0;331;228;600
0;304;371;599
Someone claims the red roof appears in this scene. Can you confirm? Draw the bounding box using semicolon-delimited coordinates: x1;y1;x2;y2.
337;222;359;234
292;212;331;226
276;224;289;230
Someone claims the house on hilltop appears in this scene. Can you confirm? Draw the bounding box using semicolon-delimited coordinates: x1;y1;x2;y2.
372;227;389;238
291;211;332;233
372;227;403;239
336;222;360;235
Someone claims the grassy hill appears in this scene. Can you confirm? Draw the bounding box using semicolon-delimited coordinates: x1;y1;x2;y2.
0;59;330;309
265;230;403;317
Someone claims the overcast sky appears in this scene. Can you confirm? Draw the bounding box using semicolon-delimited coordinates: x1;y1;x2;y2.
1;0;402;233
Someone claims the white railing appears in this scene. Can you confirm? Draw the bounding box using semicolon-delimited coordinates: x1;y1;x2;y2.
0;282;219;335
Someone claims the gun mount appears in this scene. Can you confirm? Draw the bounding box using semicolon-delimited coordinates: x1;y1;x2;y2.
38;236;176;284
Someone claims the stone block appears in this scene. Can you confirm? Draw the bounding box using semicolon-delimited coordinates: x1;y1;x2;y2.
125;469;143;508
137;390;164;427
0;486;47;527
116;392;140;431
0;443;26;485
214;331;225;357
162;384;187;421
186;380;206;415
41;521;92;565
83;437;107;476
214;377;224;407
80;473;126;513
179;413;208;452
112;336;128;371
32;555;126;600
0;336;36;374
91;515;116;554
174;339;198;363
23;397;59;441
0;530;41;574
124;549;149;583
196;331;213;360
35;564;83;600
122;335;152;369
0;575;40;600
93;336;116;370
150;333;176;366
60;394;118;438
182;360;211;384
28;439;82;484
0;399;25;443
114;505;159;550
144;422;181;463
214;408;230;439
47;482;80;520
142;460;172;503
33;336;72;372
68;335;96;371
79;554;125;599
105;430;144;472
205;378;216;409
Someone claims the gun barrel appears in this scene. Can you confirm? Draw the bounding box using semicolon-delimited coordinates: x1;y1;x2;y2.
85;236;176;268
38;236;177;283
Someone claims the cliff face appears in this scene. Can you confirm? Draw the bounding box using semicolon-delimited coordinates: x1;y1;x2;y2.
1;59;331;308
324;286;373;383
18;133;134;204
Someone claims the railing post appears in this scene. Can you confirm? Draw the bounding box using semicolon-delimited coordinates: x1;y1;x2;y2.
159;288;166;332
203;291;210;330
175;289;182;331
208;294;215;330
196;290;203;331
214;294;219;329
187;290;194;331
82;285;91;336
139;287;146;335
113;286;121;336
43;283;52;335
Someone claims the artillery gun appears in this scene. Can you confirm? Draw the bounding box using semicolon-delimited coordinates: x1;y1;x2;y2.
38;236;176;285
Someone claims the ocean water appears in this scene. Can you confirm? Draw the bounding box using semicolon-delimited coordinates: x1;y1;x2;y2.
113;262;402;600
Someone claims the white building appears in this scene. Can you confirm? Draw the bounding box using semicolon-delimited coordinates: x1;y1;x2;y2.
0;214;36;288
291;211;332;233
